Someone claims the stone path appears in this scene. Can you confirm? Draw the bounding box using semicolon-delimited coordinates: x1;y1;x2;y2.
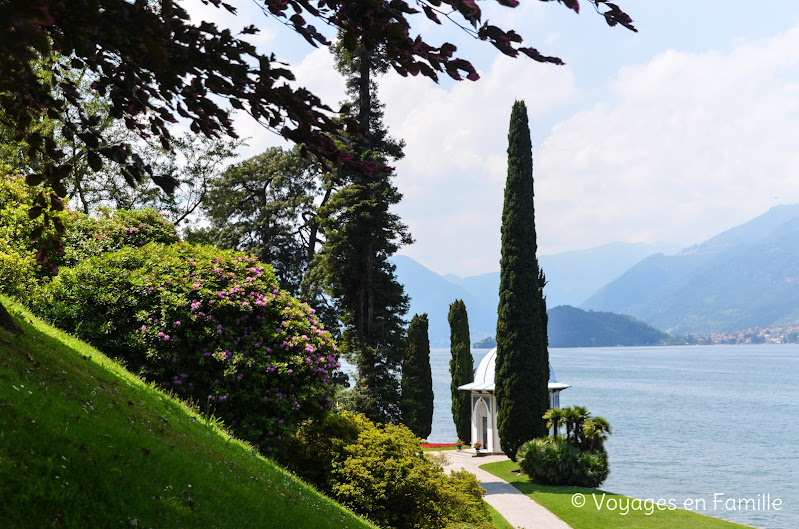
435;450;572;529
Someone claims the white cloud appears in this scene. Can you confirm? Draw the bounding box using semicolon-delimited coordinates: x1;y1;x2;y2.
379;54;577;275
380;21;799;276
536;24;799;256
183;6;799;279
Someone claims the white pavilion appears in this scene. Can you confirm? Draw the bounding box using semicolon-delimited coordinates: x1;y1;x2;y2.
458;347;570;453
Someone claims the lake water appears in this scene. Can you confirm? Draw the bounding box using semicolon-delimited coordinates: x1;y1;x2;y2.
425;345;798;529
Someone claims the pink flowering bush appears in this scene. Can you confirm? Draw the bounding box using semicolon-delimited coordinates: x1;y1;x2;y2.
34;242;339;452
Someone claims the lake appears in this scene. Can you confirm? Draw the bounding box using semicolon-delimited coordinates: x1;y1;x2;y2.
426;344;798;529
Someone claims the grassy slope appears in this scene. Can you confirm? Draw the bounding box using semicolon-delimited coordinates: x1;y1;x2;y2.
481;461;755;529
0;297;376;529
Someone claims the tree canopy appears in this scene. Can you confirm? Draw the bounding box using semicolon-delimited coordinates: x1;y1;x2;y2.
0;0;634;265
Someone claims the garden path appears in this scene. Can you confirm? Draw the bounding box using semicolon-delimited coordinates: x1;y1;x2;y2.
436;450;573;529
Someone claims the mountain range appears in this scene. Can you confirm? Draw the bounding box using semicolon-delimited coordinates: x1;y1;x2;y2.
393;204;799;342
583;204;799;334
391;241;671;345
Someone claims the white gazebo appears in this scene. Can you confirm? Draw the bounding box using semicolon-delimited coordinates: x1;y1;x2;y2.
458;347;570;454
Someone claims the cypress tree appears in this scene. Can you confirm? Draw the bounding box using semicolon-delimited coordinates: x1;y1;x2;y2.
495;100;550;460
448;299;473;443
400;314;434;439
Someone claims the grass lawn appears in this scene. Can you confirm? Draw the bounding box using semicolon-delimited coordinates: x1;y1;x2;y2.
421;445;461;452
0;297;375;529
480;460;755;529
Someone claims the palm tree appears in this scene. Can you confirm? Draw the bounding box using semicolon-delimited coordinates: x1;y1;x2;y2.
560;407;576;443
583;416;612;452
571;406;591;448
543;408;565;438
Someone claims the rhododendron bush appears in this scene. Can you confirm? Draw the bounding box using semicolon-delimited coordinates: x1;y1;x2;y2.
34;242;339;452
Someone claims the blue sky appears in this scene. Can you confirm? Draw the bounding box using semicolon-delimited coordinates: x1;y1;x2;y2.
186;0;799;276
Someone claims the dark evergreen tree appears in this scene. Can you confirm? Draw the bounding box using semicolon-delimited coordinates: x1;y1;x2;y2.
400;313;434;439
187;146;323;296
448;299;473;443
309;40;412;424
495;100;550;460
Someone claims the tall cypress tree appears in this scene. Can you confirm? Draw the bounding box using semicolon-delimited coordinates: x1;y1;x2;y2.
495;100;550;460
448;299;473;443
310;40;411;424
400;313;434;439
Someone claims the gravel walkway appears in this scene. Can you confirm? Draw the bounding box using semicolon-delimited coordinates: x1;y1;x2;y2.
435;450;573;529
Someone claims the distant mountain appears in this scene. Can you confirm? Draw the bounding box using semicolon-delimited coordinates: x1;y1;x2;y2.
389;255;482;346
391;241;673;344
582;205;799;334
539;242;674;307
548;305;676;348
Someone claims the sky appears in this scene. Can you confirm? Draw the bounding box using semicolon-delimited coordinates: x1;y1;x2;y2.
186;0;799;277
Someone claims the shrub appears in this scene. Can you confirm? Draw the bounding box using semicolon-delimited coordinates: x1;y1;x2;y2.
56;207;179;268
281;411;369;492
284;411;492;529
517;437;609;488
0;174;61;296
0;173;177;299
33;242;339;452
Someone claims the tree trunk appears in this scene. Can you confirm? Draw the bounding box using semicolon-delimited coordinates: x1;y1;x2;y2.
0;300;21;335
358;47;372;147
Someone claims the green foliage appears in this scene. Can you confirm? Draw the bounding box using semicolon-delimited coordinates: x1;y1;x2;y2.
400;313;433;439
517;437;609;488
190;146;323;296
311;42;411;424
284;411;492;529
57;207;179;268
69;132;240;225
281;411;370;492
32;243;339;452
519;407;612;488
0;173;178;299
0;173;62;292
483;460;751;529
448;299;473;442
330;415;491;529
495;100;549;460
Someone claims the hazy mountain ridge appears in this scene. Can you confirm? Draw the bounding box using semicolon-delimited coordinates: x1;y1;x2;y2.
392;241;669;344
583;204;799;334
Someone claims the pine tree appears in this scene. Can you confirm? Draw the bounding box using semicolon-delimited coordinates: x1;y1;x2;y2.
310;40;411;424
448;299;473;443
400;314;434;439
495;100;550;460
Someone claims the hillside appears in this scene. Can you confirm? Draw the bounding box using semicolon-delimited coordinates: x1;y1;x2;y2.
392;242;669;344
547;305;676;347
0;297;374;529
583;205;799;333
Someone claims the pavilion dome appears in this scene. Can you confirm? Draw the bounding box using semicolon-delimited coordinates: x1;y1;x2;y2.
458;347;570;392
